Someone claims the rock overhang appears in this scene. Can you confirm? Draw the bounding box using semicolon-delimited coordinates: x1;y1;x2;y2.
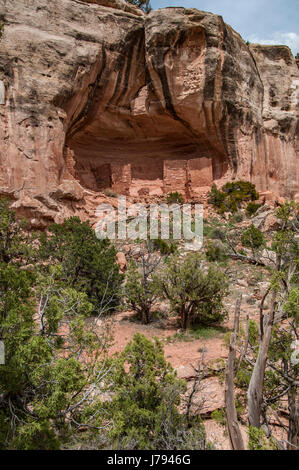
0;0;297;225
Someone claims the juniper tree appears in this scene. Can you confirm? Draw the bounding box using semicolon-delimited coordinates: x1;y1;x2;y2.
39;217;123;315
241;224;265;259
103;333;209;450
0;265;110;449
0;200;118;449
124;242;162;324
157;253;228;329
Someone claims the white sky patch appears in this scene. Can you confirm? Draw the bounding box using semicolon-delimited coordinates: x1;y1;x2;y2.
248;32;299;55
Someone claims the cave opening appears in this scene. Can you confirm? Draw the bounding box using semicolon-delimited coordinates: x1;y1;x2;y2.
62;14;230;200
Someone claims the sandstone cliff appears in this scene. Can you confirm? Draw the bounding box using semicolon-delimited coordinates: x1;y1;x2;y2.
0;0;298;225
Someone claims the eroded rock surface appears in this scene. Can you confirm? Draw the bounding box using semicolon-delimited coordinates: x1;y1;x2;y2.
0;0;298;224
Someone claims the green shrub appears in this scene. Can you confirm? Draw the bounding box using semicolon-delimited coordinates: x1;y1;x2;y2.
152;238;178;255
208;181;259;214
104;333;209;450
283;287;299;323
0;266;108;449
0;201;123;315
203;219;226;240
211;226;226;240
230;212;243;223
241;224;265;253
222;181;259;201
251;314;259;333
157;253;228;329
39;217;123;314
167;191;185;205
205;241;228;262
211;409;226;426
246;202;262;217
0;226;109;450
203;224;214;239
248;426;278;450
207;184;226;211
124;261;159;324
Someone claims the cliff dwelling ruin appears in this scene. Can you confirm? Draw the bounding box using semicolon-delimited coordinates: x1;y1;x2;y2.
67;136;228;199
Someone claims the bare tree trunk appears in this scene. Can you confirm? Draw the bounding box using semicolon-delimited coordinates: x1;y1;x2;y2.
225;294;245;450
181;306;188;330
247;291;276;428
141;307;150;324
287;385;299;450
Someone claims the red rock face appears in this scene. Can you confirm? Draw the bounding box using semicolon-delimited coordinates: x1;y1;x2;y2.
0;0;298;225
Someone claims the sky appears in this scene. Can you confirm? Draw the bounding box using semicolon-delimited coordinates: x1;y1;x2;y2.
150;0;299;55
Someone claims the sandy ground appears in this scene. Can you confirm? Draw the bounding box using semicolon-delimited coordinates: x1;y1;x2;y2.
107;311;228;366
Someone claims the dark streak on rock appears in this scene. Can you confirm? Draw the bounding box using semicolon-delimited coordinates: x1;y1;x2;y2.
114;27;145;106
66;43;107;138
147;28;197;137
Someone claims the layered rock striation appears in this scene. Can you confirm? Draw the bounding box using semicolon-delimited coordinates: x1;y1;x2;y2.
0;0;298;225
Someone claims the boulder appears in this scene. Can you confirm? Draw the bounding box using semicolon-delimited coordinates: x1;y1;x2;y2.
116;252;128;272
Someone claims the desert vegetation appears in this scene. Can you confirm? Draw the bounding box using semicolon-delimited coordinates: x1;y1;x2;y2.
0;184;298;450
208;181;259;214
